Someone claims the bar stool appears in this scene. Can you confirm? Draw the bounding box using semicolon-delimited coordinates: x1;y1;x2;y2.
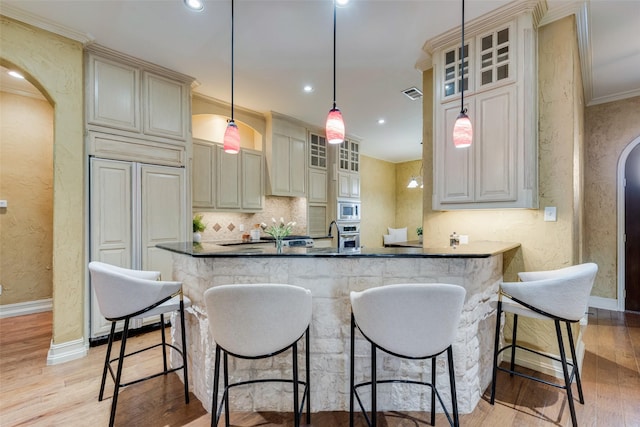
88;261;191;427
350;283;466;427
490;263;598;427
204;284;312;427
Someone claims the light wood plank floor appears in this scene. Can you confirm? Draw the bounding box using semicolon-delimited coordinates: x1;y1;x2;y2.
1;308;638;426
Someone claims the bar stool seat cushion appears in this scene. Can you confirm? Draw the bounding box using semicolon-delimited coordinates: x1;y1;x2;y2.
350;283;465;358
206;284;312;357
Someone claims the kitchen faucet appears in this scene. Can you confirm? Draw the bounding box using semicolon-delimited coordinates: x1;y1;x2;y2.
328;220;340;251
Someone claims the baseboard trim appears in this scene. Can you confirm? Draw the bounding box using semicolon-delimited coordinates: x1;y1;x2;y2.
0;298;52;318
588;296;619;311
47;337;89;365
503;332;586;380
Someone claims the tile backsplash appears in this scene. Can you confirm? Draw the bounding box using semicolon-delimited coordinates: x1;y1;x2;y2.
195;196;308;241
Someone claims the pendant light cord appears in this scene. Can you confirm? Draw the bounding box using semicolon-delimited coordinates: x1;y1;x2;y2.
332;1;337;110
460;0;465;115
230;0;235;121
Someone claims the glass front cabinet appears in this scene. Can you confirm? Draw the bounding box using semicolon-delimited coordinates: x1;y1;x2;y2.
427;2;545;210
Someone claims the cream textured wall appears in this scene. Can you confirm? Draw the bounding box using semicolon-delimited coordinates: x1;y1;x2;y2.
1;17;84;345
395;159;423;241
360;155;396;248
0;91;53;305
423;16;584;353
584;96;640;299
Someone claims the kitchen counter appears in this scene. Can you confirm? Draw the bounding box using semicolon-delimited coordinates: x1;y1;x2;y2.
163;240;520;415
158;240;519;258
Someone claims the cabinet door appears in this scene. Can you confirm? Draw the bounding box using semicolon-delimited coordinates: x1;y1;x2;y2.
87;55;140;132
290;136;307;196
350;173;361;199
143;72;188;141
140;164;187;279
216;145;241;208
271;133;292;195
192;141;215;208
308;205;328;237
437;100;474;204
242;149;264;210
475;86;516;202
89;158;133;337
337;171;351;198
309;169;328;203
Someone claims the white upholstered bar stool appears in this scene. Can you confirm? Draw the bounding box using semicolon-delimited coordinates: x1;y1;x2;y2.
350;283;466;427
204;284;312;427
490;263;598;427
88;261;191;427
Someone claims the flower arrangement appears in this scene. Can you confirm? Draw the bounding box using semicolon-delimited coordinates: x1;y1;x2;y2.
193;214;207;233
261;218;296;239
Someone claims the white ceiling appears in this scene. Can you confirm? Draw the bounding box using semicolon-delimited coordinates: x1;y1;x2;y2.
2;0;639;163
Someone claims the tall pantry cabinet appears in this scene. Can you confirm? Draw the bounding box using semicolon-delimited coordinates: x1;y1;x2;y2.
86;45;193;339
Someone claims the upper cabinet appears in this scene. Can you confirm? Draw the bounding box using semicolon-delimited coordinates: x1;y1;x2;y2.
86;45;192;147
265;112;307;197
426;1;545;210
336;139;360;199
192;138;263;212
308;132;328;204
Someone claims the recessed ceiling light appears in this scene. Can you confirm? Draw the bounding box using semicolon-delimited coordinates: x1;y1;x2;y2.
303;85;314;93
336;0;350;7
8;70;25;79
184;0;204;12
378;119;385;124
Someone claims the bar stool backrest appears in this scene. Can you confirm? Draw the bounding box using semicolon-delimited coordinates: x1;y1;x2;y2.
88;261;183;320
350;283;466;358
502;262;598;321
204;284;313;357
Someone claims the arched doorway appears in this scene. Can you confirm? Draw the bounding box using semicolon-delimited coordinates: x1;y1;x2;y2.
617;135;640;312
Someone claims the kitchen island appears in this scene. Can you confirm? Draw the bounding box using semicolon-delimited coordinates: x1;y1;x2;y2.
160;241;519;415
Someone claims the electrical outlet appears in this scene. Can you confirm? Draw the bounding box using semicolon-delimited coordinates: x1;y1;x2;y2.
239;224;245;232
0;285;3;296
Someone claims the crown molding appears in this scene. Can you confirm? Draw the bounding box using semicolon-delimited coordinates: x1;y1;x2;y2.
423;0;547;56
1;4;93;44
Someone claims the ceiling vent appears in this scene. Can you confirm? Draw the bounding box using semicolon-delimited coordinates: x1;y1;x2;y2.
402;87;423;100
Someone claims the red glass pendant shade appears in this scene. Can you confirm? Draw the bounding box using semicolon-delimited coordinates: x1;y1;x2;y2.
453;112;472;148
326;108;345;145
223;120;240;154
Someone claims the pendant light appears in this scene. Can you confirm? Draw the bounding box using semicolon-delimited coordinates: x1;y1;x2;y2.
326;0;345;145
453;0;472;148
223;0;240;154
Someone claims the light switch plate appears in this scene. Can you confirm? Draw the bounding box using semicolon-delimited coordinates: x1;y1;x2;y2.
0;200;7;208
544;206;557;222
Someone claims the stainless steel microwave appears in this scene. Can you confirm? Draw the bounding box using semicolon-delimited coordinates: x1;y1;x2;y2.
337;200;360;221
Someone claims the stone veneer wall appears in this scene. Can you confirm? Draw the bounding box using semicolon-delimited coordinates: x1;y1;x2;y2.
172;252;505;414
0;91;53;305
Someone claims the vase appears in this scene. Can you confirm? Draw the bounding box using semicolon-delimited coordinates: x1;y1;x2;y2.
275;238;284;254
193;232;202;243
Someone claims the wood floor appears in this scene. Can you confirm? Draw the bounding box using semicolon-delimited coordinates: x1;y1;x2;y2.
0;308;638;426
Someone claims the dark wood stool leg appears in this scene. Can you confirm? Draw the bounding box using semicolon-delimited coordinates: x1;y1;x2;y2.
447;346;460;427
490;299;503;404
555;320;578;427
100;322;117;401
566;321;584;404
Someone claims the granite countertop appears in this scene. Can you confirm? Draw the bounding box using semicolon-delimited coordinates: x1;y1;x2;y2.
157;240;520;258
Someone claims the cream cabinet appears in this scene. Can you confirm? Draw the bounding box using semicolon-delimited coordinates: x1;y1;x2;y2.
89;158;187;338
428;4;541;210
265;113;307;197
308;133;328;203
86;45;191;146
335;139;360;200
192;139;263;211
